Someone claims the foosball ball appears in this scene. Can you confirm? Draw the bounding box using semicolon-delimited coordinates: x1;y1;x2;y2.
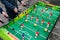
0;1;60;40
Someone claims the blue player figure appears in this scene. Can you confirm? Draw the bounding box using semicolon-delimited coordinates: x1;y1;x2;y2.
22;33;25;40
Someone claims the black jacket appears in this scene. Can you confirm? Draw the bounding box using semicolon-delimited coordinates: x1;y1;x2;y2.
1;0;22;10
0;8;3;13
1;0;22;19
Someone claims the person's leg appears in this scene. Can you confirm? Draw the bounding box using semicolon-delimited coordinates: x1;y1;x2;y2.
2;11;8;18
0;8;8;18
6;8;18;19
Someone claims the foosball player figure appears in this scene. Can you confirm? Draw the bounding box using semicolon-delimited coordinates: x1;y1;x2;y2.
50;12;52;16
41;19;44;24
36;17;39;23
44;28;48;32
45;8;48;10
47;22;50;28
26;14;29;19
22;33;25;40
34;23;37;26
31;16;34;20
35;32;39;38
12;28;15;31
20;24;24;29
8;32;10;34
12;28;14;30
41;9;44;12
25;19;28;22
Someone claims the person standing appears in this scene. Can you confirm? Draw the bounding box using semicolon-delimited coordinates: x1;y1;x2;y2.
1;0;26;19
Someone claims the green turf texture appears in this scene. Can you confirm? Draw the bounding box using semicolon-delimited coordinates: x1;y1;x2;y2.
5;5;60;40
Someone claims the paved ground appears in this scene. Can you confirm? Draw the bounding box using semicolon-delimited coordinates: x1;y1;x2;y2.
0;0;60;40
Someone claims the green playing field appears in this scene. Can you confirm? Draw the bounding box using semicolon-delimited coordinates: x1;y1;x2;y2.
0;1;60;40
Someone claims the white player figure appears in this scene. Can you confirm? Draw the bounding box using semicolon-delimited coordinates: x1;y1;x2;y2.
26;14;29;19
35;32;39;38
47;22;50;28
31;16;34;20
50;12;52;16
34;7;36;11
20;24;24;30
41;9;45;13
41;19;44;24
36;17;39;23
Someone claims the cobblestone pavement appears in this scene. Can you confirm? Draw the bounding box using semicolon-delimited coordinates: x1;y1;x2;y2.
0;0;60;40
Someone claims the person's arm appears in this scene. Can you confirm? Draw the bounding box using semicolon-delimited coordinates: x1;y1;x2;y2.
0;8;3;13
1;0;15;10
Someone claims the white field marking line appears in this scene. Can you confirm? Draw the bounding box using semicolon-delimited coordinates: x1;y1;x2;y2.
16;22;32;38
45;10;58;17
28;19;51;33
8;26;30;40
24;26;35;33
14;23;32;40
15;30;29;40
17;16;48;38
28;15;53;32
13;23;32;38
24;26;46;39
19;30;32;40
28;20;44;29
19;30;32;37
31;10;58;20
17;16;50;33
28;14;51;24
36;13;57;22
28;14;54;27
24;22;37;31
7;26;20;39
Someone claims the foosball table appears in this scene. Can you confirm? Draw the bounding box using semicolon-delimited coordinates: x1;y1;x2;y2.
0;1;60;40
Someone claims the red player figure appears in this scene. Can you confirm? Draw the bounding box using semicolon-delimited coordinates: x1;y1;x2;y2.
36;17;38;23
41;10;44;12
48;22;50;25
26;14;29;19
41;19;44;23
34;7;36;11
47;22;50;28
35;32;39;38
50;12;52;16
20;24;24;29
31;16;34;20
